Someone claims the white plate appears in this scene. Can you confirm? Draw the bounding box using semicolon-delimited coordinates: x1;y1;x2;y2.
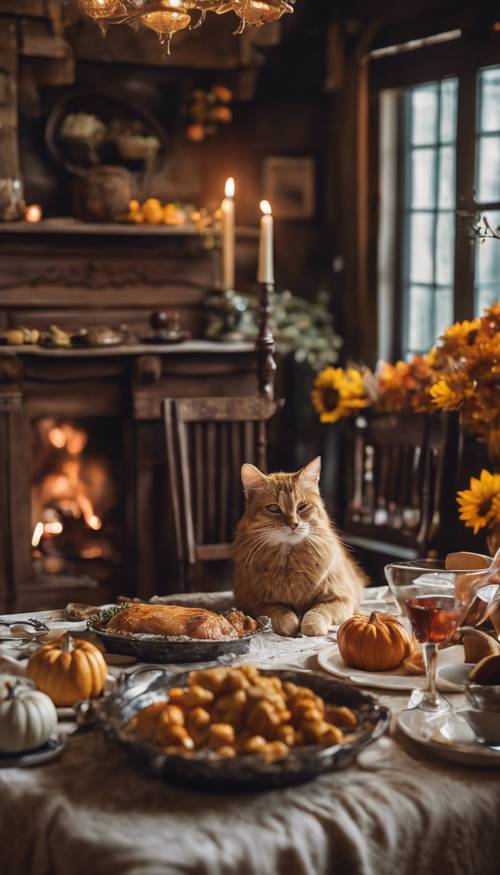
398;708;500;767
317;644;465;691
0;735;65;768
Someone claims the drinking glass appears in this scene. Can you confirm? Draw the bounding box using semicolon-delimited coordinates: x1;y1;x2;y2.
385;559;492;711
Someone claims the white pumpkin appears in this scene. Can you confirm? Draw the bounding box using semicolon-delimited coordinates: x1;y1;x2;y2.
0;682;58;753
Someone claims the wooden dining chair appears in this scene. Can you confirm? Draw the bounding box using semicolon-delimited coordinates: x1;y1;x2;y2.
340;410;459;574
163;395;277;590
162;281;278;590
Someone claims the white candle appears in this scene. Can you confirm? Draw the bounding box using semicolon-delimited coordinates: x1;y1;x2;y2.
25;204;42;223
221;177;235;290
258;199;274;284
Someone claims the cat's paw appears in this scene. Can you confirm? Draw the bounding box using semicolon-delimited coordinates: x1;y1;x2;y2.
300;611;329;637
269;609;300;637
329;601;355;625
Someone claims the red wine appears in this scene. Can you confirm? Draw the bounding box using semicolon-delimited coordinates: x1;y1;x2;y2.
403;596;463;643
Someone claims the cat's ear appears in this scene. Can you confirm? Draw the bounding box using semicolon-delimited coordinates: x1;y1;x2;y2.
241;463;268;493
297;456;321;490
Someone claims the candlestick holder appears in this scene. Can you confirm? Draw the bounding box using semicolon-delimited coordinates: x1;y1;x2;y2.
257;281;276;400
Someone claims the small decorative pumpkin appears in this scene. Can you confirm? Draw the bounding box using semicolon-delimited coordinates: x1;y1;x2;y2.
26;633;107;706
337;612;414;671
0;682;58;753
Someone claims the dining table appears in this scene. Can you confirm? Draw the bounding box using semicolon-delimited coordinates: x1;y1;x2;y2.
1;589;500;875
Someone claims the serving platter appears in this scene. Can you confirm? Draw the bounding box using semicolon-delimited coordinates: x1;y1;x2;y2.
88;609;271;664
86;668;390;792
317;644;465;691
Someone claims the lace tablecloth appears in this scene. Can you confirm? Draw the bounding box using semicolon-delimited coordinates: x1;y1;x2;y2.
1;593;500;875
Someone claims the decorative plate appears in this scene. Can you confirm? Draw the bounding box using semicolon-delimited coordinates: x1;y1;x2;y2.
88;668;390;792
88;608;271;664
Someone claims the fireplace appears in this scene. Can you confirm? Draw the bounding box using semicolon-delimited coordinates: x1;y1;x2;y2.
31;417;125;587
0;223;261;613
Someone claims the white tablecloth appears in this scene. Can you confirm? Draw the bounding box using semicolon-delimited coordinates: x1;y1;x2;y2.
1;594;500;875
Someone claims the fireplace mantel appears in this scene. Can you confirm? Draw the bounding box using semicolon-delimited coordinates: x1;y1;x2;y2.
0;220;266;612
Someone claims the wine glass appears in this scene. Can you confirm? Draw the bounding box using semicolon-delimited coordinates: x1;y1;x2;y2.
385;559;492;712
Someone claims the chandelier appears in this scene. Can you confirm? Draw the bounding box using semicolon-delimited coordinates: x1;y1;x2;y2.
77;1;294;52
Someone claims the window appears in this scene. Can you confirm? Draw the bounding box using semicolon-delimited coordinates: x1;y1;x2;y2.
373;38;500;362
475;65;500;313
402;79;458;356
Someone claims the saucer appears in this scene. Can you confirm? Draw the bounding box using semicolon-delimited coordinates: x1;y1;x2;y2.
398;708;500;767
0;735;65;768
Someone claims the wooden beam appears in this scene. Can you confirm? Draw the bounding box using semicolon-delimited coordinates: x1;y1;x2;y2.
19;19;72;59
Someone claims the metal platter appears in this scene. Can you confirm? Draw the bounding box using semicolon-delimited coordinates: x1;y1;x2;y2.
87;668;390;792
88;610;272;664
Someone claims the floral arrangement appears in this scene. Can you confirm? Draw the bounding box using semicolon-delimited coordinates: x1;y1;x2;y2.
185;85;233;143
312;303;500;458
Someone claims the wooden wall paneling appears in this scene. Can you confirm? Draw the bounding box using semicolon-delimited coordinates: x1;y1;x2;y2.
0;17;19;177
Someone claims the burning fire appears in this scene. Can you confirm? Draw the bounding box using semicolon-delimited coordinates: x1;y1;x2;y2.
32;420;112;556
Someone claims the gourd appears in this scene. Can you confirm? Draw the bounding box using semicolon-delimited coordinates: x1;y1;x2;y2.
26;633;107;706
0;683;58;753
337;612;414;671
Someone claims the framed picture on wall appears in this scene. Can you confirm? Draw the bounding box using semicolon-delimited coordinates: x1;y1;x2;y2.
262;156;316;220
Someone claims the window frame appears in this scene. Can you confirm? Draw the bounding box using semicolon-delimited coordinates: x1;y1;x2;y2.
370;32;500;360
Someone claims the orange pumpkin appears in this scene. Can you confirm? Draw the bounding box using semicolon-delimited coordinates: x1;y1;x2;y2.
26;633;107;706
337;612;413;671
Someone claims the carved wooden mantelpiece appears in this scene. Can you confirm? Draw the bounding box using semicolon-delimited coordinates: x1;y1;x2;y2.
0;223;267;612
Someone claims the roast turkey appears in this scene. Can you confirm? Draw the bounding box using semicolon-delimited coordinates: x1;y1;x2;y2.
105;604;258;640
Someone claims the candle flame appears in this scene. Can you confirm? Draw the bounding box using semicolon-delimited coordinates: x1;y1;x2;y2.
225;177;235;198
260;200;272;215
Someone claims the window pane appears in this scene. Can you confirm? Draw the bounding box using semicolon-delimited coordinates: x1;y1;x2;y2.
436;213;454;285
407;286;433;352
440;79;458;142
475;210;500;285
411;149;436;208
435;287;453;336
476;286;500;313
401;77;457;357
477;136;500;202
480;67;500;133
411;86;438;145
409;213;434;283
438;146;455;208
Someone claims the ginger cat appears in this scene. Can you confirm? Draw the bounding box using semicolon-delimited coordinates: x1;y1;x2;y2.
233;457;366;637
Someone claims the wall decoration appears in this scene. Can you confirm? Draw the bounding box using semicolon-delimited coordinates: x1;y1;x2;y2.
262;156;316;220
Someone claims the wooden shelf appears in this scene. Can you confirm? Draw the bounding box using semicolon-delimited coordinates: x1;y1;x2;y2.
0;220;259;239
0;340;255;357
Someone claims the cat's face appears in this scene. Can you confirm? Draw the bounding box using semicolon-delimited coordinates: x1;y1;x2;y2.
240;457;324;548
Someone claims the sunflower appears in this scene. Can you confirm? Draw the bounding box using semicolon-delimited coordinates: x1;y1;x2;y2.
429;379;464;410
440;318;481;351
456;469;500;534
312;367;368;423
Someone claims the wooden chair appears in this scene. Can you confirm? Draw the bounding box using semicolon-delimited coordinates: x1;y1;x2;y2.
341;410;459;576
163;395;277;589
162;282;278;591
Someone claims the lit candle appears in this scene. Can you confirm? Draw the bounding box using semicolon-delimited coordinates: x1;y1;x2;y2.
24;204;42;223
258;199;274;284
221;177;235;291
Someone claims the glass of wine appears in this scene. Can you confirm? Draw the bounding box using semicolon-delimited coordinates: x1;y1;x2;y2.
385;559;492;711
